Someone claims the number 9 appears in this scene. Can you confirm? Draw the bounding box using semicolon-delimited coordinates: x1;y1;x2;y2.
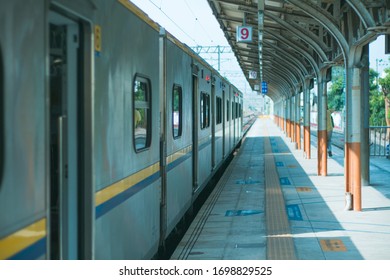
241;28;249;40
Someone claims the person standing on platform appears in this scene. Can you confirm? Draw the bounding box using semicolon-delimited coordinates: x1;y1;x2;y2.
327;107;334;157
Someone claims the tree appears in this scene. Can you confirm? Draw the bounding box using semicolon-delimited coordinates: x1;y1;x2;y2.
327;74;344;111
378;67;390;139
369;68;385;126
326;66;387;131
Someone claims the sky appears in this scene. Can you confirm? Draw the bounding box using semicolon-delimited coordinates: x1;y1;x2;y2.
369;36;390;77
130;0;228;46
130;0;253;96
130;0;390;93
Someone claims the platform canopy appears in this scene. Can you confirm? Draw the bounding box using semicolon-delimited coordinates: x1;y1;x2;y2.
207;0;390;101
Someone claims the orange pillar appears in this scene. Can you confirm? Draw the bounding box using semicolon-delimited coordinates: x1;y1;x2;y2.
345;142;362;210
317;130;327;176
280;116;283;130
287;119;290;138
296;121;301;150
304;126;310;158
303;81;311;159
317;70;328;176
344;64;363;211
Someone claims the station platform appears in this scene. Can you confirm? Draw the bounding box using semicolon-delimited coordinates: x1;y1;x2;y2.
170;117;390;260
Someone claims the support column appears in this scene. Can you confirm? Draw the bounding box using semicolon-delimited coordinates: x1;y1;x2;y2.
296;92;301;150
286;98;291;138
278;102;282;129
345;63;363;211
317;69;328;176
361;46;370;186
290;95;295;143
279;100;284;131
290;95;295;142
284;99;287;134
303;79;311;159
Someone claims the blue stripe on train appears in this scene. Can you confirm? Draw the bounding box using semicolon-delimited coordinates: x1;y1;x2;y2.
8;237;46;260
96;172;160;219
167;152;192;172
97;140;212;219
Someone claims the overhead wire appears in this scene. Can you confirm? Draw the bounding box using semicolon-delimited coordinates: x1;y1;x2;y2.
183;0;214;43
146;0;250;94
148;0;198;45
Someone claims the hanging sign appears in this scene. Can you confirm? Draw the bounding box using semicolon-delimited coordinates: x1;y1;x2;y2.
236;26;253;43
249;71;257;79
95;25;102;57
261;81;268;94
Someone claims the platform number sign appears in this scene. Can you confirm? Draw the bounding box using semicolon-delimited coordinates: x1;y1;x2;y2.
261;81;268;94
249;71;257;79
236;26;253;43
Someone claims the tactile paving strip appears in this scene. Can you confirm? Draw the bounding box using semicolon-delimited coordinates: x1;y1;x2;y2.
264;127;297;260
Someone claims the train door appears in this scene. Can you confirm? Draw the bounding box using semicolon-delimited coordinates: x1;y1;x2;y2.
211;82;215;169
227;96;231;153
233;97;236;145
49;11;81;259
0;46;3;182
222;89;225;157
192;69;199;192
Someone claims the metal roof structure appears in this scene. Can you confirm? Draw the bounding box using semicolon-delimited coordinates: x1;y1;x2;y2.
207;0;390;101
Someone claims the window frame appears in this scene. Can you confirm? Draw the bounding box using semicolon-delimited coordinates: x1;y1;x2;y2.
226;99;230;122
172;84;183;139
133;74;152;153
200;92;210;129
216;96;222;124
232;101;235;119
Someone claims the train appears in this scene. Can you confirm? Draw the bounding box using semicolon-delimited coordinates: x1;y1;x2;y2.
0;0;249;259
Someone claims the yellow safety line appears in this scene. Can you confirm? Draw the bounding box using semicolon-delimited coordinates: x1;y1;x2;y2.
263;122;297;260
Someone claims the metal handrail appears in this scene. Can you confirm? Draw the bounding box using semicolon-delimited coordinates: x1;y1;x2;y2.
369;126;390;157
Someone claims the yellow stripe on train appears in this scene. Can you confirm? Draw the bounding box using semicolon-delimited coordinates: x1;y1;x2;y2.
166;145;192;165
0;219;46;260
95;162;160;206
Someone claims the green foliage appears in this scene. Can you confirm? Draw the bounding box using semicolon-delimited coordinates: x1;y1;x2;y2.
370;69;386;126
379;68;390;115
369;91;385;126
327;74;344;111
379;67;390;97
328;67;386;126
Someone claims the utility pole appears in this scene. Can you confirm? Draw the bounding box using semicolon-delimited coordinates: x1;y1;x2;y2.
191;45;233;71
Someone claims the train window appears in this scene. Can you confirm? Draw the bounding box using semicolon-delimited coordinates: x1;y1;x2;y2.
133;75;151;152
232;102;235;119
172;84;182;138
200;92;210;129
226;100;230;121
216;97;222;124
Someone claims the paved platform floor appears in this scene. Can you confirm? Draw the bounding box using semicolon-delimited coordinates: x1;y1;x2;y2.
171;118;390;260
